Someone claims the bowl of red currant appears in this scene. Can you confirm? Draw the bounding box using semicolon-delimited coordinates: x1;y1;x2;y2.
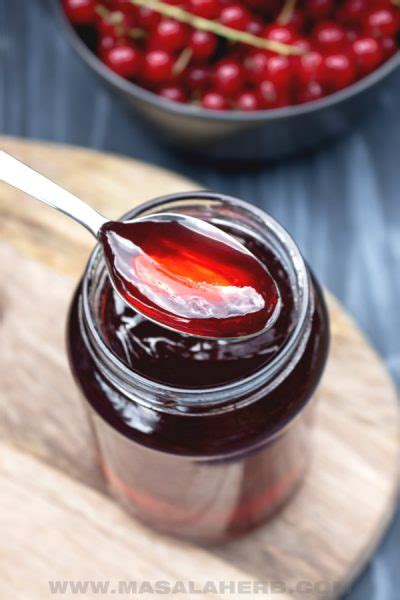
58;0;400;160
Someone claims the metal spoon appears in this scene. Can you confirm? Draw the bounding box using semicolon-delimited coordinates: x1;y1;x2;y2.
0;150;280;339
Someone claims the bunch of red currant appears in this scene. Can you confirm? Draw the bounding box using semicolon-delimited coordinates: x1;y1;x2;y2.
63;0;400;110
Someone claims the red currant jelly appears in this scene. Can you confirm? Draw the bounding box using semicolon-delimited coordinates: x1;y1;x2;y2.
67;193;329;543
99;215;280;339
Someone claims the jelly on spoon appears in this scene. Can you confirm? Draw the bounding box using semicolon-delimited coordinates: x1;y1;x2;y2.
99;214;280;339
0;151;280;339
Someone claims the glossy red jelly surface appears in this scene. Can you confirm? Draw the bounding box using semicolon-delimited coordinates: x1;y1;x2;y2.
99;215;280;339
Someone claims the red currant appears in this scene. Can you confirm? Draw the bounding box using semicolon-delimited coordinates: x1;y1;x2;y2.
187;0;220;19
258;80;291;108
213;59;245;96
150;19;188;53
103;44;141;78
189;30;218;63
296;81;325;103
380;36;397;59
363;8;397;37
234;90;263;111
113;0;137;14
313;21;346;52
264;55;292;91
98;34;126;60
136;6;161;29
337;0;368;24
263;24;298;45
246;18;264;36
321;53;356;91
142;50;175;83
186;66;212;92
294;50;324;86
306;0;334;21
351;36;383;75
219;4;251;31
292;38;312;53
158;84;188;103
63;0;96;25
245;51;270;84
201;91;230;110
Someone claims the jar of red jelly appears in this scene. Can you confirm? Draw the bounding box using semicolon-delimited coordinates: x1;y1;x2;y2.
67;192;329;544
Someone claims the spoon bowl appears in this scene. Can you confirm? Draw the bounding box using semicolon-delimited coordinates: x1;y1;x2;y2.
100;212;281;340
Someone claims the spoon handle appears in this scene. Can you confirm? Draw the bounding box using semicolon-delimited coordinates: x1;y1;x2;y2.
0;150;108;237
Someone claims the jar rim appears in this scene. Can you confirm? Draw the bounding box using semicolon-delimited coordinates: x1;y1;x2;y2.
81;192;311;411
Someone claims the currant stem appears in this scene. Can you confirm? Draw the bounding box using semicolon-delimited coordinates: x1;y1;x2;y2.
277;0;297;25
173;47;193;76
96;5;146;41
128;28;146;39
96;4;119;21
127;0;303;55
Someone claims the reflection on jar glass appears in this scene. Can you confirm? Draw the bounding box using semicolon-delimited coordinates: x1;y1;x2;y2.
67;192;329;544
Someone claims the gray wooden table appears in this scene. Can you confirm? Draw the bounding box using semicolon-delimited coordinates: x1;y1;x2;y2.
1;1;399;598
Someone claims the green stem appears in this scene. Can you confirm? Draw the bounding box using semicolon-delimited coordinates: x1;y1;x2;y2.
96;6;146;40
277;0;297;25
127;0;303;55
173;47;193;75
96;4;122;23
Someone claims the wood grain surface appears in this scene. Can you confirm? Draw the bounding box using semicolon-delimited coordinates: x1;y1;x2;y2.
0;138;399;600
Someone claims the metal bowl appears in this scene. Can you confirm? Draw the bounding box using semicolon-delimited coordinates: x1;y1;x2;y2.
53;1;400;161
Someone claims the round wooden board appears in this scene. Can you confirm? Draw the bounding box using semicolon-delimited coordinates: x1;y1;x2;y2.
0;138;399;600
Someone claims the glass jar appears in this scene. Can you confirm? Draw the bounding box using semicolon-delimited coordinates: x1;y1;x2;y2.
67;192;329;544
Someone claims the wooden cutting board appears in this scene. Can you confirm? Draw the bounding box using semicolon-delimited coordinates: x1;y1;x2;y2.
0;138;399;600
